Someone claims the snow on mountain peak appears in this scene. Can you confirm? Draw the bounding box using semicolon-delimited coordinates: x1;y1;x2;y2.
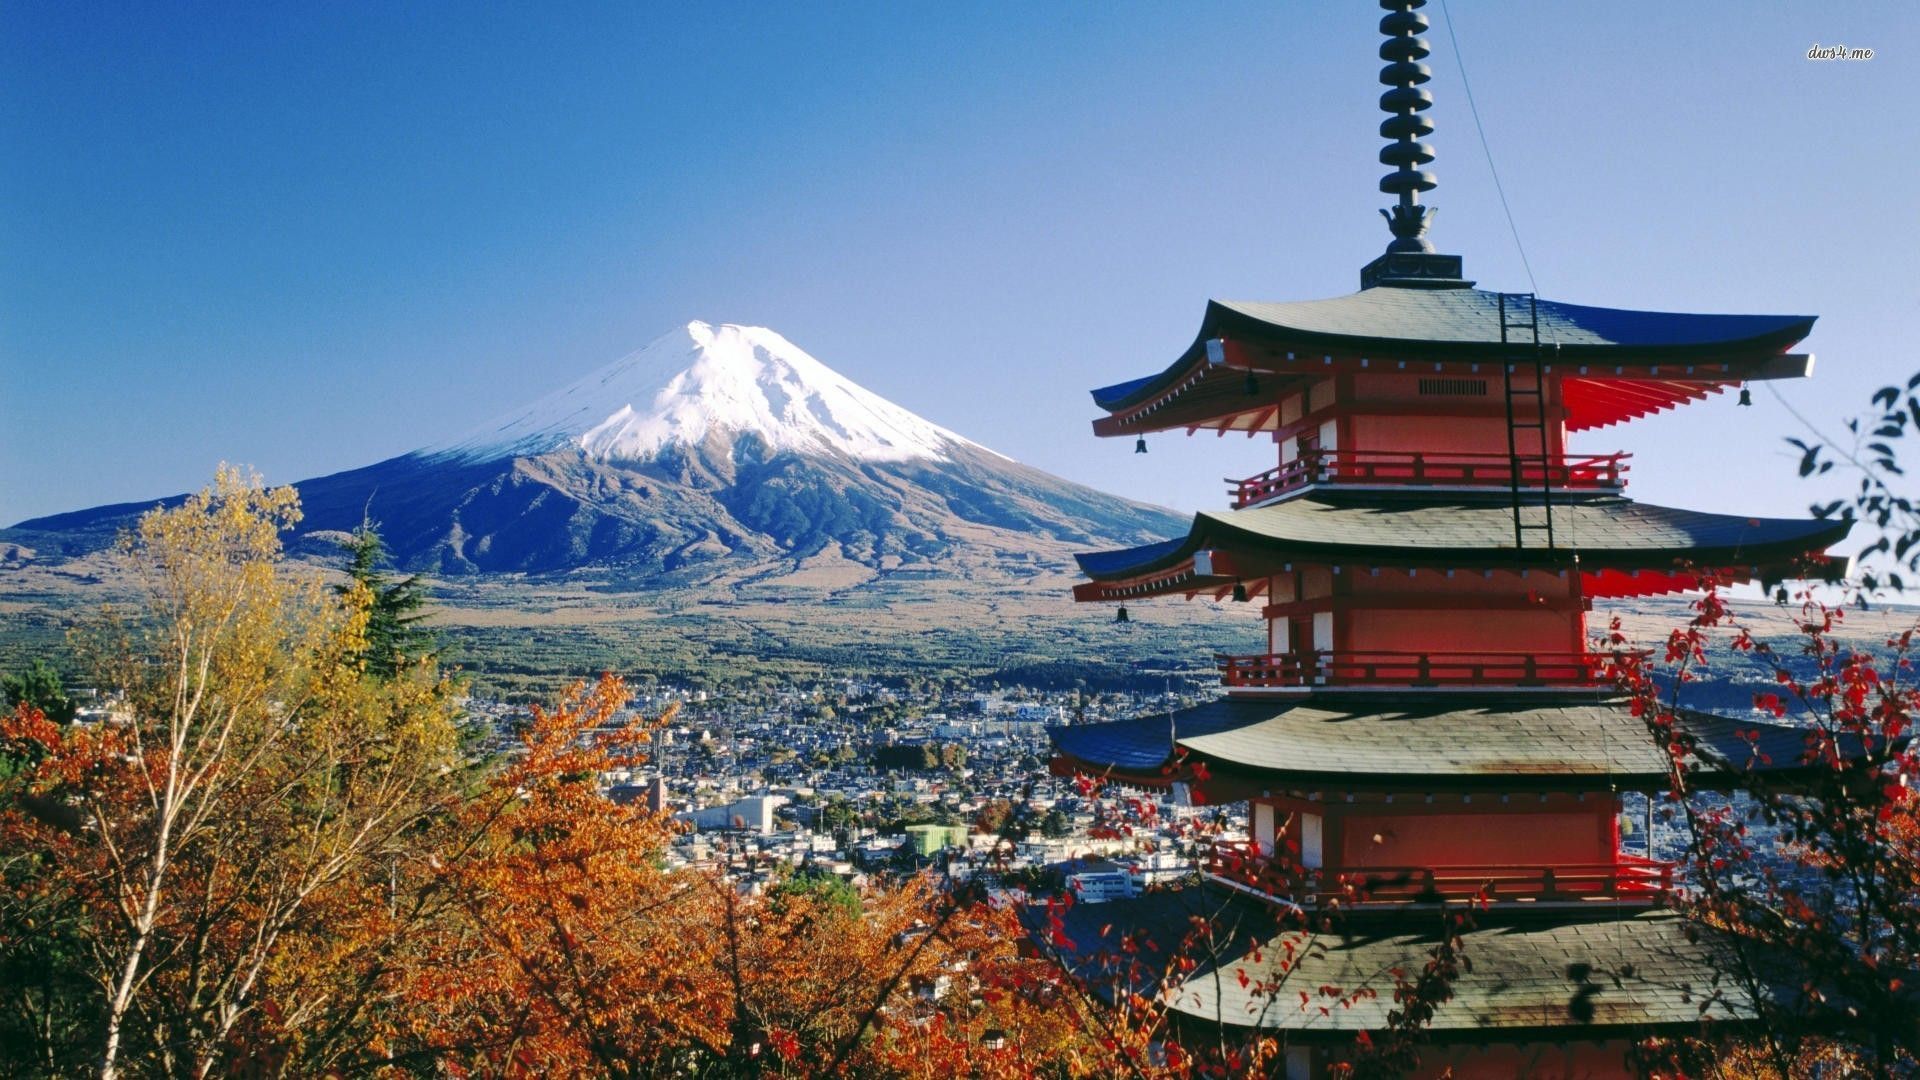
433;321;1002;465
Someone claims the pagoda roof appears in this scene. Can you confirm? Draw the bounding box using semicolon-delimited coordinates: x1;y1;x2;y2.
1092;289;1815;414
1049;693;1835;792
1042;890;1801;1039
1073;491;1849;588
1172;908;1777;1036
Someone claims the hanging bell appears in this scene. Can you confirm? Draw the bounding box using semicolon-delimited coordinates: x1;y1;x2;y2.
1114;605;1130;624
1738;384;1752;407
1244;370;1260;396
1231;582;1249;602
1134;435;1148;454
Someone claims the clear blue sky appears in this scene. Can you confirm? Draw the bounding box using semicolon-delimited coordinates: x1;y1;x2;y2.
3;1;1915;529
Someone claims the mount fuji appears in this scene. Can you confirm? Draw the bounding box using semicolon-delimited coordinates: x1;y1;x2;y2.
9;322;1184;582
439;321;993;468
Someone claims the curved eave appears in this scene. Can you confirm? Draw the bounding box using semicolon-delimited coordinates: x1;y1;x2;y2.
1048;696;1878;794
1180;722;1861;795
1073;495;1852;587
1205;295;1816;359
1583;556;1851;598
1046;751;1176;790
1092;292;1817;435
1077;557;1844;605
1154;907;1796;1039
1034;893;1812;1041
1050;706;1239;774
1094;367;1754;439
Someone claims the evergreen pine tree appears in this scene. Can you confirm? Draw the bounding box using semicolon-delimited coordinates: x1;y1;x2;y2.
2;659;76;723
337;523;434;677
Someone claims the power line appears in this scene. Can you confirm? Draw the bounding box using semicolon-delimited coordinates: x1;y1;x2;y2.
1437;0;1538;297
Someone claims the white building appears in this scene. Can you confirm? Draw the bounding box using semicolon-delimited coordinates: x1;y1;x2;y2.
1066;869;1137;904
678;794;785;834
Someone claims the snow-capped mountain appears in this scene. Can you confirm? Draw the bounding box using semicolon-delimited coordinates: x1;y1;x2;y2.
10;323;1184;580
437;321;1000;467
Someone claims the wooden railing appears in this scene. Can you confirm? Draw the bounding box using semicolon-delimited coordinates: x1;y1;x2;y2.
1228;450;1629;508
1204;841;1674;907
1214;649;1636;689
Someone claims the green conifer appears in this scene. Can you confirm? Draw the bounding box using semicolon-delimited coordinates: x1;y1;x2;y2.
337;524;434;677
2;659;76;723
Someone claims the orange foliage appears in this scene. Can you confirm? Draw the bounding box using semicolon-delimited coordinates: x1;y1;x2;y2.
0;475;1322;1078
404;674;728;1074
397;674;1160;1079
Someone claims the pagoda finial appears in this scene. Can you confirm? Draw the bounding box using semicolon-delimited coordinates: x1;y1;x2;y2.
1360;0;1470;289
1378;0;1437;253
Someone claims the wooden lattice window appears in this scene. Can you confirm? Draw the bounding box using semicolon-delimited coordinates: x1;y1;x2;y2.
1417;377;1488;396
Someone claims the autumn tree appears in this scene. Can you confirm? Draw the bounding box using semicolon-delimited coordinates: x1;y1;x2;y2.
1609;375;1920;1077
1608;585;1920;1078
381;673;1143;1078
385;674;733;1075
0;467;1448;1079
0;466;464;1078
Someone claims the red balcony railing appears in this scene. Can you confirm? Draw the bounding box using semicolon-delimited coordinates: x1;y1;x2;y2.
1204;840;1674;908
1214;649;1636;689
1228;450;1629;508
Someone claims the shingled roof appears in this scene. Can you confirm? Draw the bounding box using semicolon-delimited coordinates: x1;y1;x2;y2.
1042;889;1800;1041
1073;491;1850;580
1220;291;1811;351
1049;694;1830;791
1181;904;1777;1036
1092;290;1815;413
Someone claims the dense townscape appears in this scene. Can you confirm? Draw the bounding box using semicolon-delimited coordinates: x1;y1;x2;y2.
474;679;1227;898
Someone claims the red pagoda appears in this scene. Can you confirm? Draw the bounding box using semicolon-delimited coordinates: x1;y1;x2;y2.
1046;2;1852;1075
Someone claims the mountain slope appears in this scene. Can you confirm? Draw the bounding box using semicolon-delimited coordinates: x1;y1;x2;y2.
8;322;1184;580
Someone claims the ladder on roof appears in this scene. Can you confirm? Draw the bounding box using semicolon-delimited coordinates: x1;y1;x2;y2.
1499;292;1556;551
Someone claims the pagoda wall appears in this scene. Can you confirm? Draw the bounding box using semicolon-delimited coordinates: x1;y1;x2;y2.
1275;379;1334;430
1282;368;1566;457
1262;793;1620;875
1262;569;1333;655
1407;1041;1634;1080
1334;806;1614;869
1264;568;1589;658
1288;1040;1634;1079
1346;413;1519;457
1342;608;1581;656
